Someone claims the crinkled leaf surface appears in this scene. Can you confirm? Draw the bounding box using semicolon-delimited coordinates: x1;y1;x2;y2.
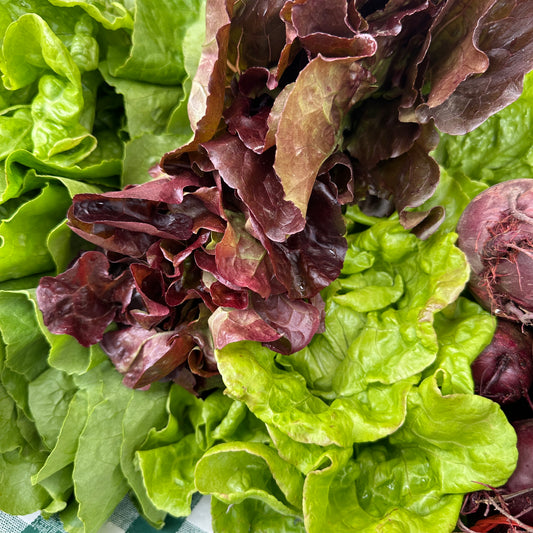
301;375;517;533
274;55;372;217
416;0;533;134
216;216;469;446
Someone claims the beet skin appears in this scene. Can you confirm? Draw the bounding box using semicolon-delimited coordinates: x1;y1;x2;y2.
457;179;533;325
471;319;533;406
502;418;533;525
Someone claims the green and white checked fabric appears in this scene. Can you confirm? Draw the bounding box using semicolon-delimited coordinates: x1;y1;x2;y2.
0;495;212;533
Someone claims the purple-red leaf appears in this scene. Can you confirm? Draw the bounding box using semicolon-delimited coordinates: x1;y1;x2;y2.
273;54;373;217
129;263;170;329
253;292;323;354
36;251;134;347
201;133;305;240
215;211;273;298
164;0;233;157
262;179;347;298
415;0;533;134
102;327;194;389
283;0;377;58
229;0;287;69
209;306;282;350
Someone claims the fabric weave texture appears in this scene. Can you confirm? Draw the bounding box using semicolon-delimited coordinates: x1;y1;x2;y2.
0;494;212;533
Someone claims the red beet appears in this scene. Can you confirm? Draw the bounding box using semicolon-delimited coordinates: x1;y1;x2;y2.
471;319;533;407
501;419;533;526
457;179;533;325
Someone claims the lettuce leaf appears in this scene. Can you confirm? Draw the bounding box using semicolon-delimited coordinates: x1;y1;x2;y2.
0;0;206;286
202;213;516;532
0;1;208;530
301;375;515;533
216;216;470;446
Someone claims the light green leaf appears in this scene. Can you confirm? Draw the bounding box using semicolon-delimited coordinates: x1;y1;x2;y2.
424;297;496;395
0;183;72;281
48;0;134;31
0;290;48;384
72;360;134;533
0;108;33;159
211;496;306;533
136;433;203;517
121;133;190;186
107;0;203;86
1;14;95;163
195;441;304;516
31;390;88;485
0;446;51;515
120;381;169;527
303;446;464;533
0;364;27;453
28;367;76;449
391;375;518;494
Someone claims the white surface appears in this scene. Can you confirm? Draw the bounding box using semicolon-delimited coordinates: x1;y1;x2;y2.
97;524;124;533
187;496;213;533
17;512;40;524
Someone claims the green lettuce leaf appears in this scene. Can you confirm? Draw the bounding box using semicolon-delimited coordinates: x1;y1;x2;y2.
216;216;470;446
106;0;196;85
0;290;49;417
136;386;269;518
422;297;496;395
209;212;516;532
302;446;464;533
48;0;134;30
195;441;304;518
211;496;305;533
136;434;204;517
119;382;169;527
0;183;72;281
28;368;76;450
0;445;54;515
1;13;93;163
31;389;89;485
301;375;517;533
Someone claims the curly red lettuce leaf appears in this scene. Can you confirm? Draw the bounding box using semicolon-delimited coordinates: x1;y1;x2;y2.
189;0;533;235
227;0;287;70
37;113;348;389
411;0;533;134
223;67;275;153
279;0;377;60
36;0;533;393
36;251;134;347
180;0;234;150
101;316;218;390
200;133;305;240
272;54;374;218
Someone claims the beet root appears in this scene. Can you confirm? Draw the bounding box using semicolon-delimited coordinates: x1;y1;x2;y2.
501;418;533;526
457;179;533;325
471;319;533;407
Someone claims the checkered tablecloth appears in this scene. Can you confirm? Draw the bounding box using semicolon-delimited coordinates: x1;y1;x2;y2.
0;495;213;533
